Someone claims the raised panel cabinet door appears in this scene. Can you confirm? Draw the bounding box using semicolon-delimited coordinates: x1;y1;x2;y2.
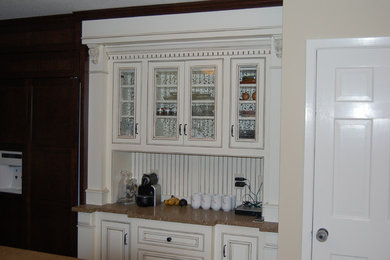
30;201;77;257
29;147;78;256
230;58;266;149
31;78;78;146
112;62;142;144
101;221;130;260
222;233;259;260
0;80;28;145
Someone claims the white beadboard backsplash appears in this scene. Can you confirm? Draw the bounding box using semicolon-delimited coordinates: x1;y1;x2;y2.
112;151;263;204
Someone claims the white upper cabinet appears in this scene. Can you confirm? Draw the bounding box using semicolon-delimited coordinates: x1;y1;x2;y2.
230;58;265;149
147;59;223;148
112;62;142;144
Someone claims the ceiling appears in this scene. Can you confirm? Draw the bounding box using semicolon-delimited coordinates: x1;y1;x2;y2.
0;0;204;20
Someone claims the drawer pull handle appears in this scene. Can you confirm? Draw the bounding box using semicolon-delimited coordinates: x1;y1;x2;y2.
223;244;226;257
167;237;172;242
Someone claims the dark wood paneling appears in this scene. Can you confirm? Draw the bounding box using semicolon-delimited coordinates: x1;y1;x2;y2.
0;80;28;145
0;193;26;248
31;78;79;147
30;201;77;256
76;0;283;20
0;51;77;78
30;147;78;256
0;14;77;52
30;148;78;204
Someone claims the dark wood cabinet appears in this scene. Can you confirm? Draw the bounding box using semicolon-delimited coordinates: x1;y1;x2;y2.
31;78;79;146
0;80;29;145
0;14;87;257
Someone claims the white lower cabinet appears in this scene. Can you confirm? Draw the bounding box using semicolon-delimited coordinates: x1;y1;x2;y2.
214;225;278;260
133;219;212;260
77;212;278;260
101;220;130;260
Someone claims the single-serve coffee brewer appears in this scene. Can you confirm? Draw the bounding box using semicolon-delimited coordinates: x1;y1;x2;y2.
136;173;161;207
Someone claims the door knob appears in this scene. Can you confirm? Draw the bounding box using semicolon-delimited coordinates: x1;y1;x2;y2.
316;228;329;242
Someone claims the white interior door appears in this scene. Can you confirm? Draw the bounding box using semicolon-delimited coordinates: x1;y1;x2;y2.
312;46;390;259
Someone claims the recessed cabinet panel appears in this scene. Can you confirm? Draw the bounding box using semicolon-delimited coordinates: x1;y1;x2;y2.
32;78;78;146
113;62;142;144
101;220;130;260
230;58;265;149
0;80;28;145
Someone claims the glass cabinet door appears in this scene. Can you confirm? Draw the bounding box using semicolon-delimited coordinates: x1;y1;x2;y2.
230;58;265;149
113;62;142;144
148;62;184;146
185;60;223;147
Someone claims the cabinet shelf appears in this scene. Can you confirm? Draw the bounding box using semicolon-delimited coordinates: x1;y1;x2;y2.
239;84;257;87
156;100;177;103
191;100;214;104
192;116;215;120
191;84;215;88
156;85;178;88
121;85;135;88
239;100;256;103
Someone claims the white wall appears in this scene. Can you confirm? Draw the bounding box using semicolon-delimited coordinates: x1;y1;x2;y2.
279;1;390;259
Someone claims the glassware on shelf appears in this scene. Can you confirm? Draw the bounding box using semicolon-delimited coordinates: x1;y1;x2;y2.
192;103;215;117
237;65;258;140
156;69;178;86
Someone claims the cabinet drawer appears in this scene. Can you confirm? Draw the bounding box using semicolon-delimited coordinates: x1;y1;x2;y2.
138;226;205;252
138;249;203;260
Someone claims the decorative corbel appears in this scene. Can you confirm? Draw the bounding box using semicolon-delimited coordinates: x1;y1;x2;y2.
88;45;100;65
272;35;283;58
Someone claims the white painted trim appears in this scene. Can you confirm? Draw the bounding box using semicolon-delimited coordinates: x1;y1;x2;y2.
82;7;282;43
302;36;390;260
85;188;109;205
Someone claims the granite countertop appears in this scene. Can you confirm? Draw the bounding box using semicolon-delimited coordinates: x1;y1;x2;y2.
0;246;79;260
73;203;278;233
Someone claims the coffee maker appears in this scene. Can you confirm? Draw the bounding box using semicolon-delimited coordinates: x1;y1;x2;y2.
136;173;161;207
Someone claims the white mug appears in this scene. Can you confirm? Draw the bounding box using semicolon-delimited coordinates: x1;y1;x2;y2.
191;193;202;209
211;194;222;211
222;195;232;211
201;193;212;210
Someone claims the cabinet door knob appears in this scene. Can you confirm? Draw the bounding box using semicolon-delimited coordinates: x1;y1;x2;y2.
166;237;172;242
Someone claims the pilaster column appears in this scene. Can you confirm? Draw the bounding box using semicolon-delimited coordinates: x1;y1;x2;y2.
86;44;110;205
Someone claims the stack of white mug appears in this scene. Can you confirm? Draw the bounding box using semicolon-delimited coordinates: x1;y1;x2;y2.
191;193;236;211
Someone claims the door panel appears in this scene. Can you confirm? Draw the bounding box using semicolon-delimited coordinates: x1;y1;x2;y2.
32;78;78;146
0;80;28;145
313;47;390;259
101;221;130;260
